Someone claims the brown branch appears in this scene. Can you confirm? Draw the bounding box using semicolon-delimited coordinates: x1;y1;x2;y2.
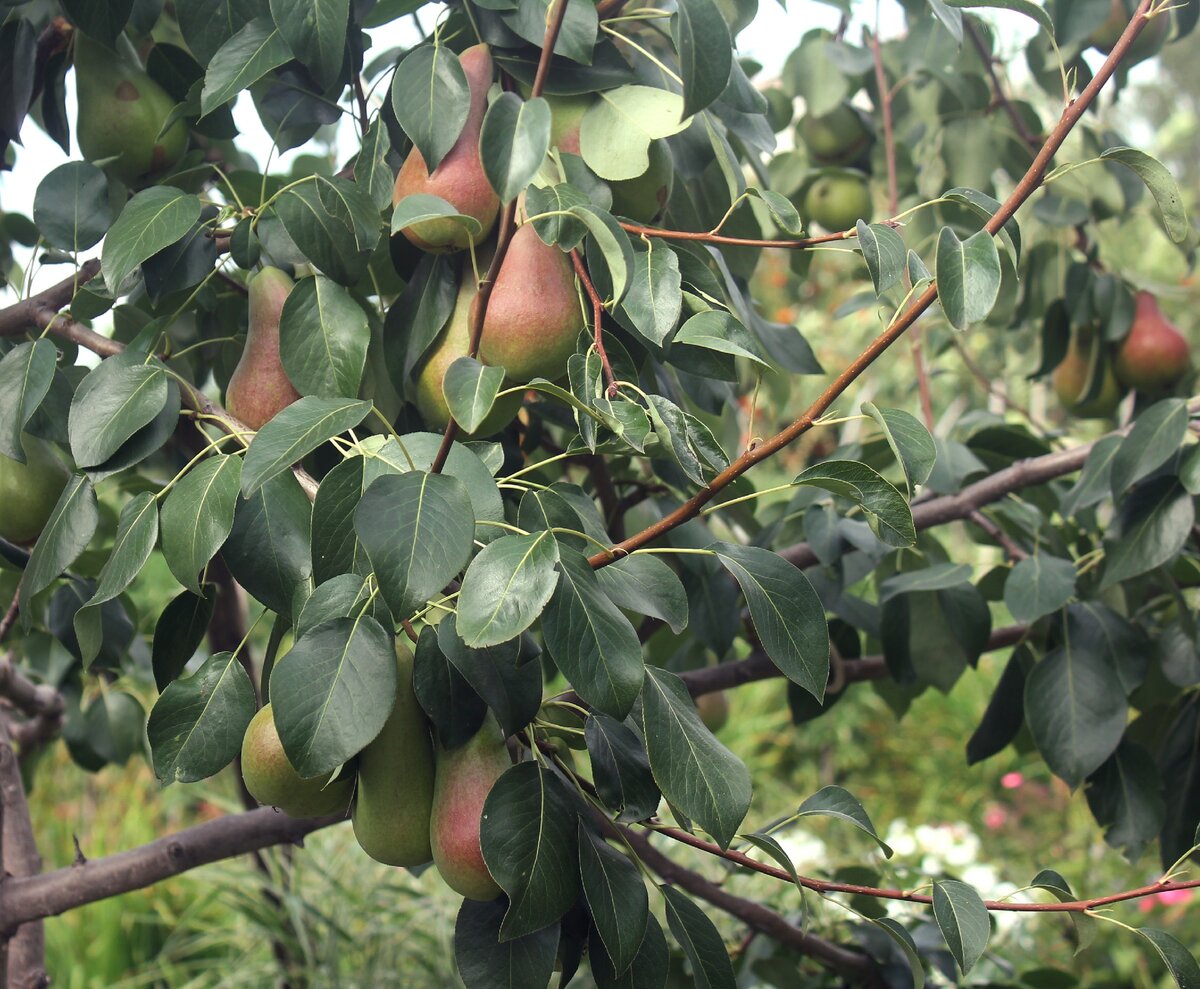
0;654;64;754
617;221;889;250
0;599;17;648
570;249;617;397
587;0;1155;570
965;20;1042;153
0;719;47;988
0;261;99;338
968;509;1029;562
430;0;571;475
620;825;886;986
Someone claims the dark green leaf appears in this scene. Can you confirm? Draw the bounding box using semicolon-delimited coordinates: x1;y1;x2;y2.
279;275;371;399
437;615;541;737
391;44;470;171
793;459;915;547
586;711;661;822
796;785;893;856
19;475;99;613
1101;148;1188;243
413;624;486;748
268;0;348;88
504;0;598;64
33;161;111;252
674;0;733;116
274;177;378;285
1102;478;1194;588
932;880;989;975
454;898;559;989
201;18;293;116
480;92;551;203
457;531;561;648
1085;740;1165;860
1135;929;1200;989
1003;555;1076;623
660;885;736;989
579;823;649;975
935;227;1002;329
594;554;688;634
152;587;216;691
856;221;906;296
161;454;243;594
68;358;170;468
443;357;506;435
0;340;56;462
618;244;682;348
62;0;133;46
862;402;936;493
1110;398;1188;496
241;397;371;496
591;913;669;989
102;187;200;292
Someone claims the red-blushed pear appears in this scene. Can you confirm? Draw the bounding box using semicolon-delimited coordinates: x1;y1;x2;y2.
1052;333;1125;419
352;643;436;867
0;435;70;545
1114;291;1190;395
413;267;523;436
241;705;353;818
225;267;302;430
429;714;510;901
477;224;584;382
392;45;500;252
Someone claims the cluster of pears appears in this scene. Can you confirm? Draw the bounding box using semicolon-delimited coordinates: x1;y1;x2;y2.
795;102;875;232
391;44;590;435
1052;291;1190;417
73;29;187;187
0;434;70;546
242;643;511;899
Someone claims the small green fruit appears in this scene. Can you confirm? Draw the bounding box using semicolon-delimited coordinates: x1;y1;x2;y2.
241;704;353;818
803;171;872;232
763;89;794;133
798;103;873;165
608;139;674;224
0;436;70;545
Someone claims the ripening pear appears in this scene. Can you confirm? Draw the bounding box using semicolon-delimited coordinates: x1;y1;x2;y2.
609;138;675;224
241;704;353;818
392;45;499;252
429;714;510;900
1052;334;1125;418
226;267;302;430
74;31;187;186
352;643;436;867
1113;292;1190;395
803;171;872;232
0;435;70;545
477;224;583;382
413;269;522;436
798;103;873;165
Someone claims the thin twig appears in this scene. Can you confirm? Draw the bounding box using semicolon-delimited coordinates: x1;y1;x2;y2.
570;249;617;397
968;509;1030;561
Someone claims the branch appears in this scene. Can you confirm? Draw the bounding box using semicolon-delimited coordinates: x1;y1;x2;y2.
0;653;64;753
587;0;1156;570
0;719;47;988
429;0;572;474
570;249;617;397
0;262;99;338
617;220;890;250
620;825;886;986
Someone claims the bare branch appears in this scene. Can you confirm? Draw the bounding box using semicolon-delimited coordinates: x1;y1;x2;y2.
0;262;100;339
0;718;47;988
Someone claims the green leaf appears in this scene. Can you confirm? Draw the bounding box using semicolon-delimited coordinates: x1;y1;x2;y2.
526;183;590;250
311;453;389;583
295;573;381;638
618;243;682;347
591;913;669;989
200;18;293;116
861;404;935;494
354;471;475;620
932;880;990;975
1024;645;1127;788
69;358;170;469
856;221;906;296
879;562;972;601
942;187;1022;263
0;340;56;462
542;550;644;718
241;396;371;496
579;86;689;182
1102;478;1194;588
33;161;112;252
711;542;829;701
673;311;769;369
268;0;348;88
579;823;649;976
1110;398;1188;496
160;454;243;594
456;531;561;648
413;625;486;748
503;0;598;64
480;762;580;940
943;0;1054;36
594;553;688;634
935;227;1002;329
674;0;733;116
1085;740;1165;860
147;651;256;784
1003;555;1076;623
480;92;551;203
391;194;483;240
793;459;916;547
271;615;397;777
640;667;751;849
586;711;661;823
223;472;313;618
571;205;635;306
355;116;394;211
101;186;200;294
443;357;506;435
795;785;893;857
279;275;370;399
436;615;541;737
453;898;559;989
871;918;926;989
1101;148;1189;243
152;588;216;691
1060;435;1121;517
274;177;378;285
19;475;99;613
1137;928;1200;987
61;0;132;46
660;885;737;989
750;188;804;236
391;44;469;171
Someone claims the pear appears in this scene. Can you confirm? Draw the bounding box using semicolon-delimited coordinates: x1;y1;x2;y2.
477;224;583;383
429;715;510;900
798;103;873;165
696;690;730;733
0;435;70;545
609;138;675;224
546;93;592;155
74;31;187;186
1113;292;1190;395
226;267;302;430
803;171;872;232
763;89;794;133
1088;0;1170;61
1052;333;1125;418
241;704;353;818
392;45;500;252
352;643;436;867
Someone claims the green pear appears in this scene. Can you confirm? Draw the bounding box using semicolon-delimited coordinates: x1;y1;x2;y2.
546;93;592;155
798;103;873;165
477;224;584;383
763;89;794;133
392;45;500;252
226;267;302;430
1052;333;1125;418
1113;292;1190;395
696;690;730;732
608;138;674;223
429;715;510;900
74;31;187;186
352;643;436;867
803;170;872;232
241;704;353;818
413;269;523;436
0;435;70;545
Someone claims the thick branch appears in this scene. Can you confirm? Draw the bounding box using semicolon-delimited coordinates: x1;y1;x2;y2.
0;719;46;988
621;826;886;986
587;0;1155;570
0;262;99;338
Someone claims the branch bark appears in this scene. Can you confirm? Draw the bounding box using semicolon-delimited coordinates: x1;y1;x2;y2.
0;718;47;989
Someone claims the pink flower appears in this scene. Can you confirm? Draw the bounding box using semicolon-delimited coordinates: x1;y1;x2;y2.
1139;888;1194;912
1000;772;1024;789
983;807;1007;830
